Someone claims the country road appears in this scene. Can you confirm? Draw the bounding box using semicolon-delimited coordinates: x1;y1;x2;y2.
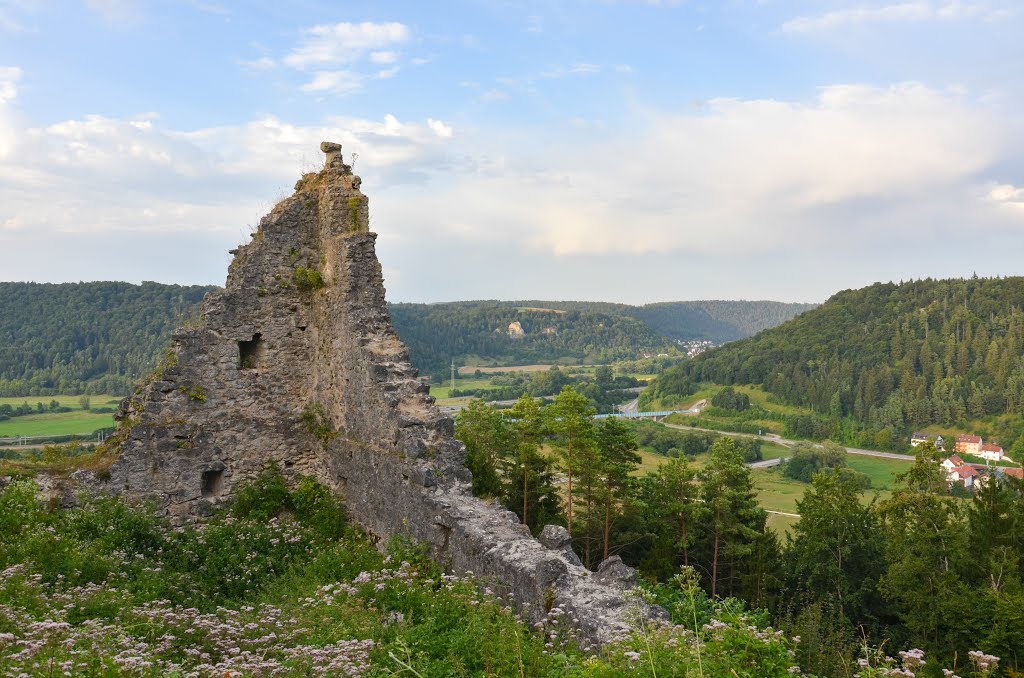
663;422;916;467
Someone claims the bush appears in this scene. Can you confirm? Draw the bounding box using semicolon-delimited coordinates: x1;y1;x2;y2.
711;386;751;411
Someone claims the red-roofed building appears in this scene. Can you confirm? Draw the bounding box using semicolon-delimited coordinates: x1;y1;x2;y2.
955;434;983;456
979;443;1006;462
948;464;979;488
941;455;965;472
1004;468;1024;480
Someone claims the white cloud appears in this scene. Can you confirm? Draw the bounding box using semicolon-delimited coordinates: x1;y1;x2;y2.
480;89;510;102
237;56;276;71
427;118;453;138
300;70;363;96
376;66;400;79
380;82;1011;261
989;183;1024;210
370;50;397;65
284;22;409;69
783;1;1012;33
0;66;21;103
0;99;455;240
85;0;142;25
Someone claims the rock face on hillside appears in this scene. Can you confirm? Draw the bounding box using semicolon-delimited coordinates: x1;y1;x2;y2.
99;144;645;645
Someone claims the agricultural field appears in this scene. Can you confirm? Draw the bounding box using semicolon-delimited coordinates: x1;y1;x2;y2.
0;395;120;438
847;454;914;490
427;378;503;400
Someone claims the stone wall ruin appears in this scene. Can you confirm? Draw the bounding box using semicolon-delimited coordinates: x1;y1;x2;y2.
98;142;645;645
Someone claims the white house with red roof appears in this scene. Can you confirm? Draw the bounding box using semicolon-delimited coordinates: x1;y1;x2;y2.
941;455;965;473
948;464;979;488
979;443;1009;462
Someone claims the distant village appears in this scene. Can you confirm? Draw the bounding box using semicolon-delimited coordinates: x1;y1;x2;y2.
911;432;1023;490
676;339;716;358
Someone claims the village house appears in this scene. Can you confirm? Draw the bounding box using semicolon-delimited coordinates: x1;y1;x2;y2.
911;432;945;449
979;443;1006;462
941;454;965;473
948;464;979;489
1000;467;1024;481
955;434;983;456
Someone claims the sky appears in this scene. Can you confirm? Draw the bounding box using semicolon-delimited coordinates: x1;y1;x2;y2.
1;1;1023;304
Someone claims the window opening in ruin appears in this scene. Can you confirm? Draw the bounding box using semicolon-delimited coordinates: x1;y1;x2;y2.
201;469;224;498
238;333;264;369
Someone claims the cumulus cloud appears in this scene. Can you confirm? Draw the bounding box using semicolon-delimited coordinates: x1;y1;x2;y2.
0;66;21;103
989;183;1024;210
427;118;453;138
783;1;1013;33
0;93;456;244
284;22;410;69
378;82;1013;261
273;21;411;96
300;70;363;95
370;51;397;65
1;74;1019;300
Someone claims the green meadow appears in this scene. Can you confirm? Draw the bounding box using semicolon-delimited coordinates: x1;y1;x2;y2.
0;395;120;438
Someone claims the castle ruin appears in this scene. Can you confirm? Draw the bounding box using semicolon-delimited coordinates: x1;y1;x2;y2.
99;143;645;645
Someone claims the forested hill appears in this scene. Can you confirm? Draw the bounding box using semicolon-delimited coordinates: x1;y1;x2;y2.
388;299;815;379
629;300;818;342
651;277;1024;444
0;281;216;396
0;282;812;396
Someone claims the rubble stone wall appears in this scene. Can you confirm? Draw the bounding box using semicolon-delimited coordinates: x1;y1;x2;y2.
100;144;644;645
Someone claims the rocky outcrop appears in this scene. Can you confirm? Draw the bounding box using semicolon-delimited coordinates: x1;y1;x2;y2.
97;143;646;646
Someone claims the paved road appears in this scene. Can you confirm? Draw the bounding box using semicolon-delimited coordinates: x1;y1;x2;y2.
619;397;640;414
663;422;915;464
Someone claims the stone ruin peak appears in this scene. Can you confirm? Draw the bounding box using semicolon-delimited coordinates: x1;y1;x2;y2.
88;142;651;645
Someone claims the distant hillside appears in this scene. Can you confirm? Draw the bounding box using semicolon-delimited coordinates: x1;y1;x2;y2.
629;300;818;342
388;299;815;379
648;277;1024;448
0;283;813;396
0;281;216;396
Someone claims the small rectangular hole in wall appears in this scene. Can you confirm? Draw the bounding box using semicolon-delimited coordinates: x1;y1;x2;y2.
201;469;224;498
238;333;264;369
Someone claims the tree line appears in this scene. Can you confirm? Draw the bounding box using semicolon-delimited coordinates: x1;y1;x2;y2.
456;393;1024;674
0;282;214;397
654;276;1024;450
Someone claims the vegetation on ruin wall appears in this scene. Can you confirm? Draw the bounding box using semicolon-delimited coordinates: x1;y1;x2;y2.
649;276;1024;451
457;393;1024;676
0;469;815;677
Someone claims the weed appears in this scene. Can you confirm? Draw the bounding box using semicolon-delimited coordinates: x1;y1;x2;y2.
181;384;207;403
301;404;338;447
293;266;325;292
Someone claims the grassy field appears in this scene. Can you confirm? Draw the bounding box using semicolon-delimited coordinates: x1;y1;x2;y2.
847;455;913;490
0;411;116;437
0;395;122;408
428;378;504;400
761;442;791;460
0;394;121;438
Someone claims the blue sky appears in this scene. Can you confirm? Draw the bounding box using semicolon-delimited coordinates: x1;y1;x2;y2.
1;1;1023;303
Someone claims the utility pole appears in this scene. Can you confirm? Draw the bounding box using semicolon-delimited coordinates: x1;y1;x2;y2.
450;359;456;392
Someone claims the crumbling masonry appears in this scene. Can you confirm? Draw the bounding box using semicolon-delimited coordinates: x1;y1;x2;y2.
100;142;645;645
